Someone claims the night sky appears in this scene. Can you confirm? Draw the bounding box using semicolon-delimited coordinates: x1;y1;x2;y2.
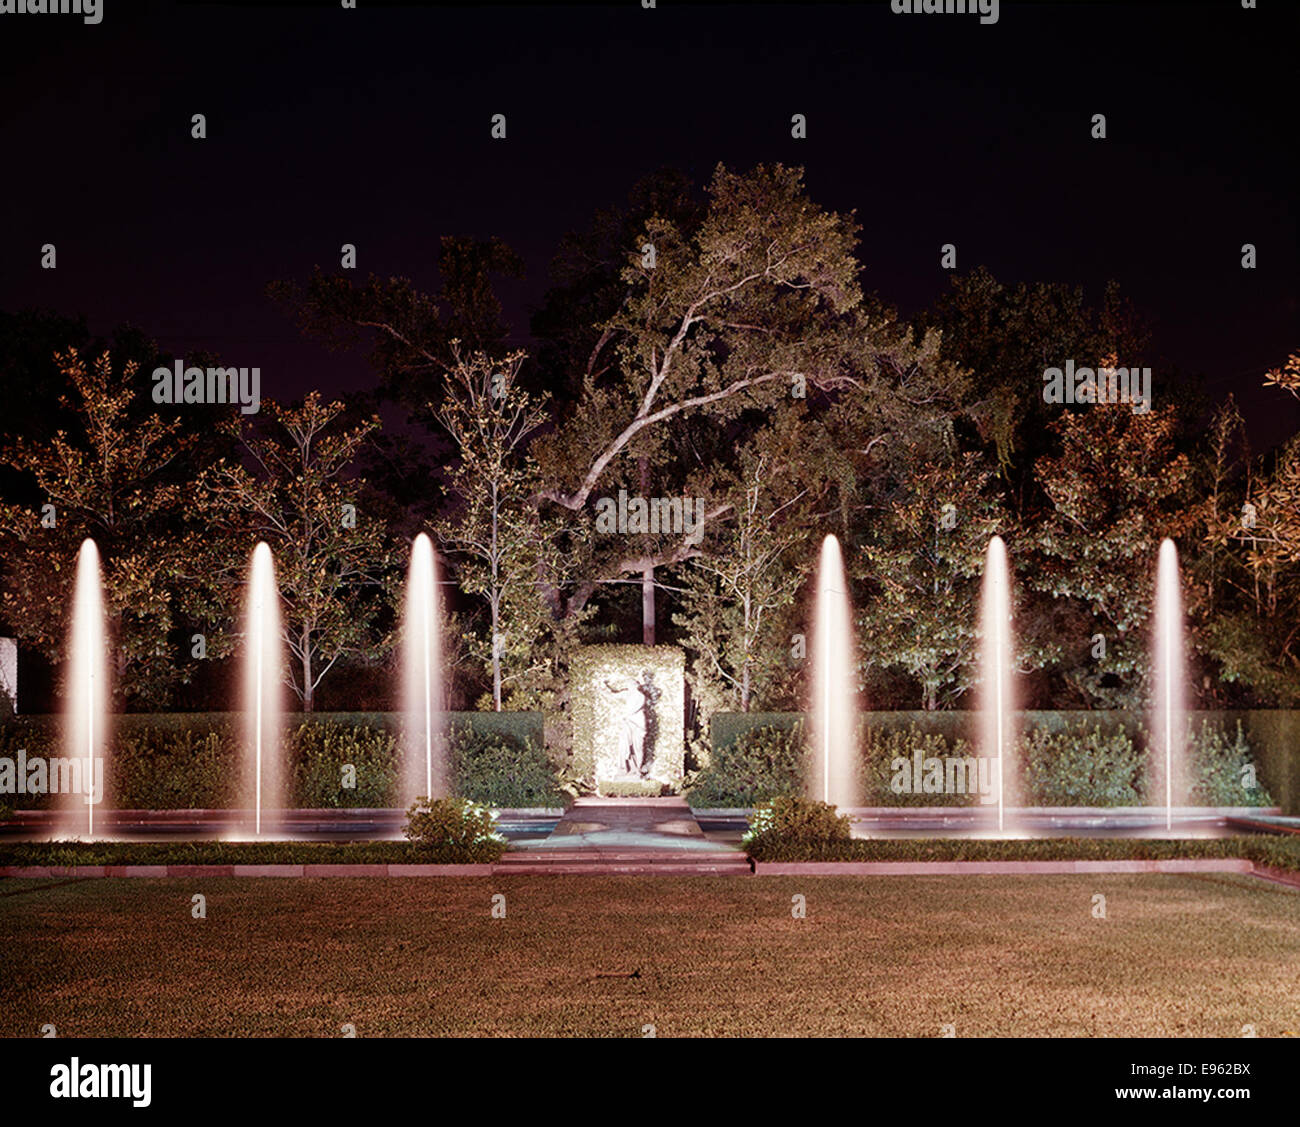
1;0;1296;444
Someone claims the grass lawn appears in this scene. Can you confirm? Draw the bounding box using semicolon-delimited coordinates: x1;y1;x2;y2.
2;874;1297;1037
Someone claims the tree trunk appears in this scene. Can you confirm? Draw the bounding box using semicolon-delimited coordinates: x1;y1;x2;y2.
740;593;752;710
301;627;314;713
642;567;656;646
492;480;503;710
640;456;655;644
491;600;502;712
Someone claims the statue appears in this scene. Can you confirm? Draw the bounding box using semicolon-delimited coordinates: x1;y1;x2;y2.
605;674;649;777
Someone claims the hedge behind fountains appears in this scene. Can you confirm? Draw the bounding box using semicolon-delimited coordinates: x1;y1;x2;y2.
695;711;1293;811
0;711;557;810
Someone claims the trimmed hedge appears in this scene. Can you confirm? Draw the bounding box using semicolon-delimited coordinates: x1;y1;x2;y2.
689;722;807;808
709;711;805;754
5;835;1296;873
448;722;566;807
743;833;1300;870
701;711;1281;810
0;840;505;867
0;711;551;809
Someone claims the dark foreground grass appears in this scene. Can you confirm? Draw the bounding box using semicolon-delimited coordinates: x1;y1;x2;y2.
1;874;1297;1037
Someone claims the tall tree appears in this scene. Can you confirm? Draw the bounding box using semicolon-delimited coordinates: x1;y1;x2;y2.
0;347;198;706
197;393;397;711
433;344;569;710
673;427;813;712
268;236;525;430
921;267;1149;520
529;162;865;638
855;448;1005;710
1196;353;1300;704
1027;397;1193;708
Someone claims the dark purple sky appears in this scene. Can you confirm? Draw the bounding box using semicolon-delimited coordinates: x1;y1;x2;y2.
2;0;1296;444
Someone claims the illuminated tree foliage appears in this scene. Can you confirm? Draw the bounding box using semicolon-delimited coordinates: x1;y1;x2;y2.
1028;399;1193;709
196;393;396;711
0;348;198;706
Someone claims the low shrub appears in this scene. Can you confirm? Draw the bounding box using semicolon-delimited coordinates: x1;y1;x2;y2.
402;796;508;862
687;722;807;807
1018;721;1144;806
742;795;852;850
112;726;237;809
1186;720;1271;806
449;724;565;807
290;721;400;808
861;725;980;806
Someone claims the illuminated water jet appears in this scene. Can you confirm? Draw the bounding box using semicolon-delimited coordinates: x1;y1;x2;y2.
402;533;445;804
243;542;283;836
978;535;1015;833
65;539;108;839
1152;538;1185;831
809;534;858;807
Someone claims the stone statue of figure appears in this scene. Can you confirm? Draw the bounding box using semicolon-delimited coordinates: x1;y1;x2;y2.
605;674;648;777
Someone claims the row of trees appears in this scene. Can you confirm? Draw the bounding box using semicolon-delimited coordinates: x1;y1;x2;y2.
0;164;1296;742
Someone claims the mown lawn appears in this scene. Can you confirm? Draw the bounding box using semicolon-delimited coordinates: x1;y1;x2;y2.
1;874;1297;1037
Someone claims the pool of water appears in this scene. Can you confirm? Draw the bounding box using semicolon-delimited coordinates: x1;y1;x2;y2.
2;809;1294;844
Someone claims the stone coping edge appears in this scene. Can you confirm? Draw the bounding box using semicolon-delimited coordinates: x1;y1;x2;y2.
751;858;1276;877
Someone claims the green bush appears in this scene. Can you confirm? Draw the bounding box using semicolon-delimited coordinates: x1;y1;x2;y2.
742;795;852;850
0;840;500;866
0;718;58;809
1016;719;1271;807
1186;720;1271;806
449;723;565;807
6;834;1298;873
113;727;237;809
742;833;1300;868
1018;721;1145;806
861;725;979;806
0;712;558;810
402;796;508;862
708;711;803;756
290;721;401;808
687;722;807;807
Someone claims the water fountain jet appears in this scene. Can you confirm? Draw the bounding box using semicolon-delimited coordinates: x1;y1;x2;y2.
402;533;445;805
242;542;283;836
979;535;1015;833
1152;539;1185;831
65;539;108;839
809;535;858;808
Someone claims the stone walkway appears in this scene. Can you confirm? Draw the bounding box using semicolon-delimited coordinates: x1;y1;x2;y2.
496;796;752;874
